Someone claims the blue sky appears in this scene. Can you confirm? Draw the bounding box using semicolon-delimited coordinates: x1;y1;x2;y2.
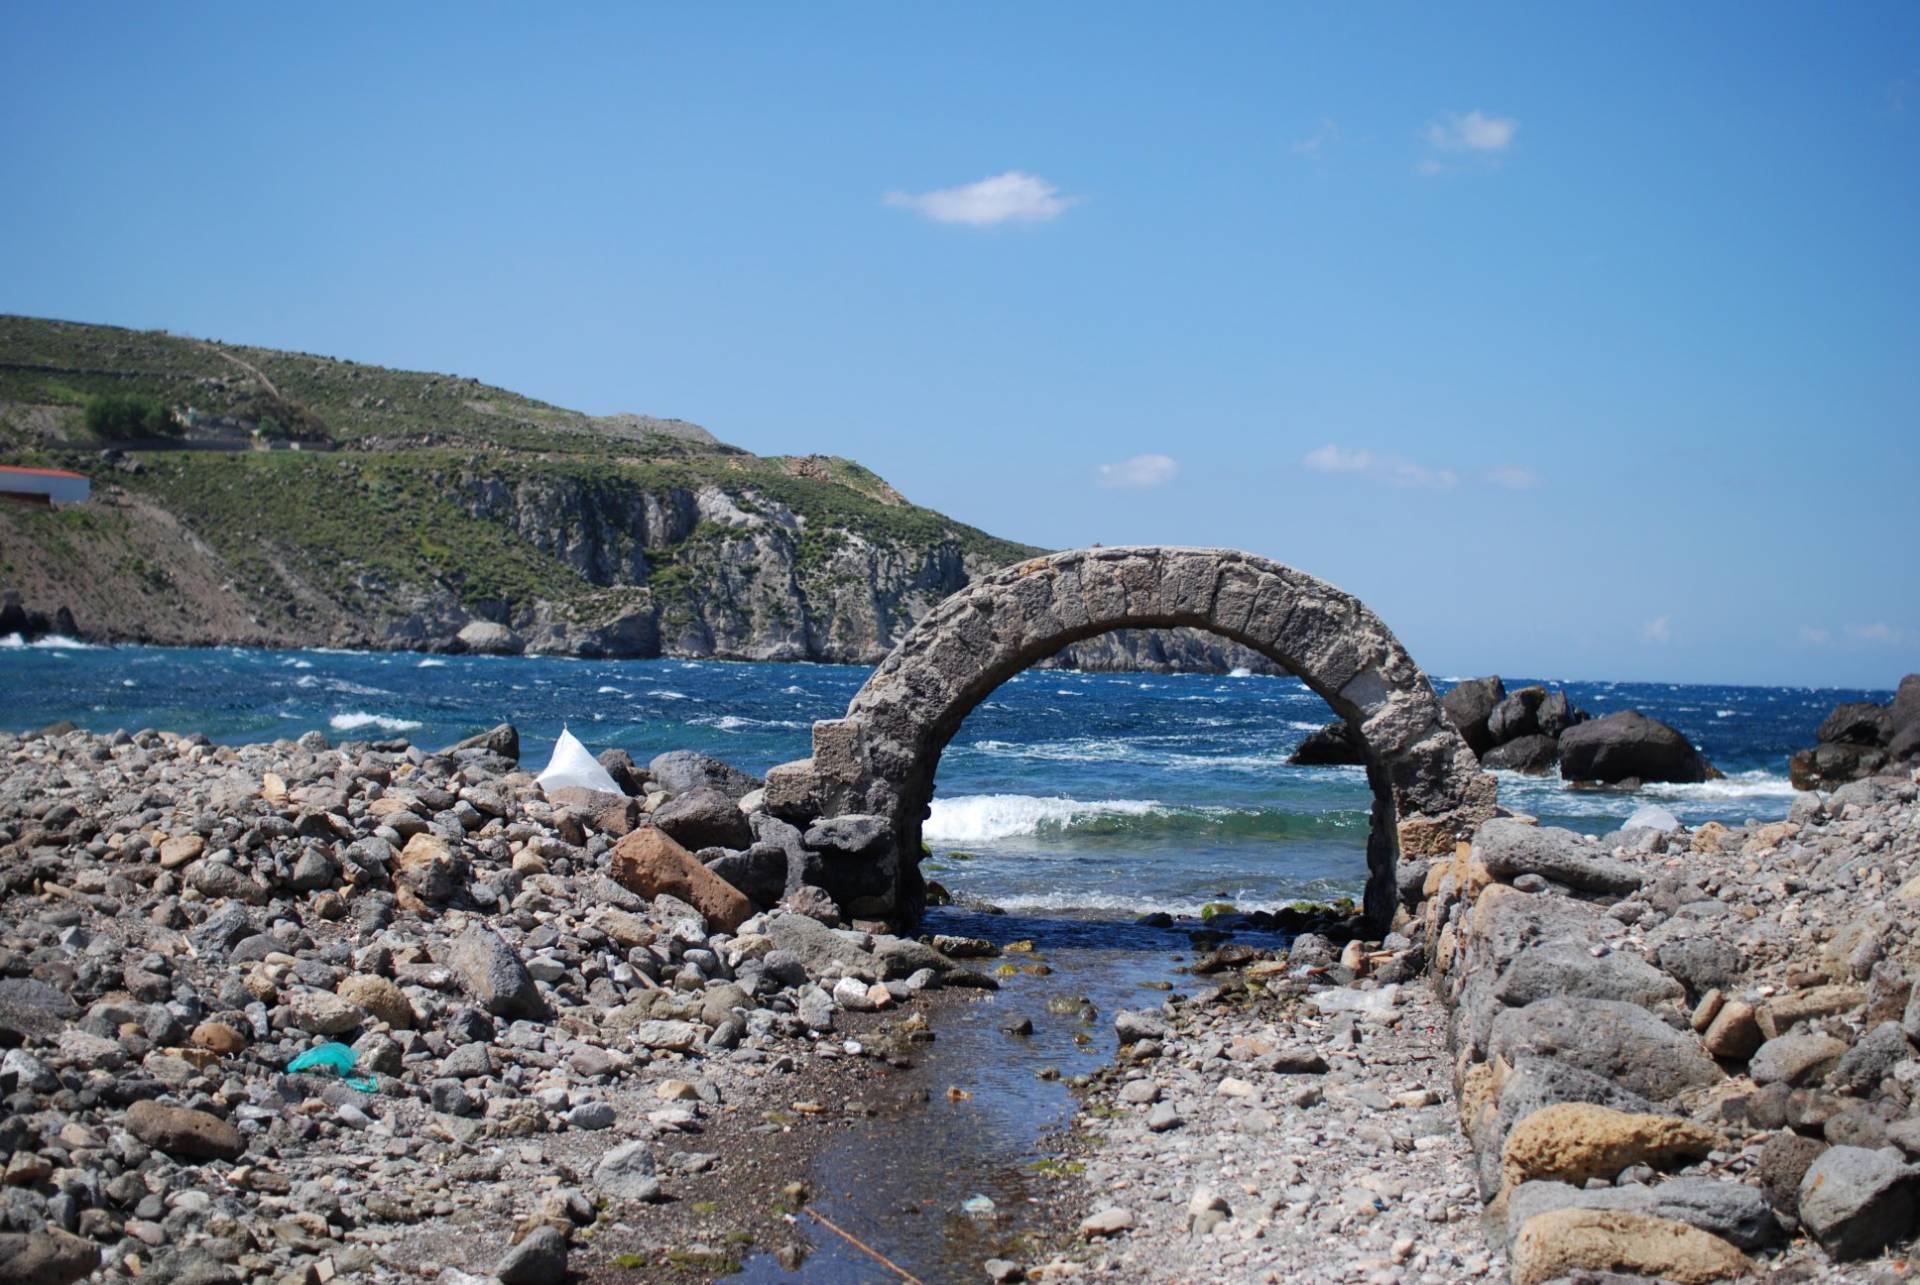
3;4;1916;689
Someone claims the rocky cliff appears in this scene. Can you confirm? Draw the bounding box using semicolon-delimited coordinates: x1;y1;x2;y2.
0;315;1268;673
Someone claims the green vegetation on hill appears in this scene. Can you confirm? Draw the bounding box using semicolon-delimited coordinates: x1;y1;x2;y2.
0;313;1043;655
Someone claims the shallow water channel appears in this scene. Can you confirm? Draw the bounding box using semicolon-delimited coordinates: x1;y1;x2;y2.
734;907;1290;1282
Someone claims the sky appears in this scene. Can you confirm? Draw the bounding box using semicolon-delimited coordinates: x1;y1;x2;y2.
3;4;1916;690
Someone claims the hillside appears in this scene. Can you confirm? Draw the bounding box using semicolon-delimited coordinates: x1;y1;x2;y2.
0;315;1263;670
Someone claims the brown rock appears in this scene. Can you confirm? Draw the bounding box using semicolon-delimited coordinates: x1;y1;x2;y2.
1702;999;1763;1059
609;828;752;932
1501;1103;1719;1191
394;833;463;903
158;834;205;869
188;1020;247;1054
124;1100;246;1162
1510;1208;1749;1285
544;787;639;837
0;1228;101;1285
336;975;413;1028
1758;984;1866;1039
1689;822;1731;855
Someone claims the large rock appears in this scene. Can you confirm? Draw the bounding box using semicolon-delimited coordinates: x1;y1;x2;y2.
1442;676;1506;755
447;722;520;762
704;845;790;907
1481;734;1559;774
1489;996;1721;1101
1558;710;1714;785
455;620;522;654
0;978;78;1045
1508;1207;1749;1284
1819;702;1892;746
610;828;752;932
124;1100;247;1162
1501;1103;1719;1190
1474;818;1645;895
593;1139;662;1202
652;787;753;851
1287;719;1365;766
648;750;762;802
0;1229;100;1285
1506;1177;1777;1252
1488;686;1548;745
447;926;549;1020
1492;942;1684;1013
1797;1144;1920;1259
1791;741;1890;791
759;911;877;979
1749;1031;1849;1088
1890;674;1920;760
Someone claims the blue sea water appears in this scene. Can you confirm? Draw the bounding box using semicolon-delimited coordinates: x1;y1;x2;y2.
0;635;1888;916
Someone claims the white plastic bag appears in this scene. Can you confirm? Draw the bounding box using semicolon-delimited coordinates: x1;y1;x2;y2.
535;726;622;795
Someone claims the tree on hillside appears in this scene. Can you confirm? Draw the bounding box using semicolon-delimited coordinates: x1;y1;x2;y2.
84;393;179;440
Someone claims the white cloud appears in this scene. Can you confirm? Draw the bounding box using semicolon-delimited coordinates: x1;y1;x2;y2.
1095;453;1179;489
1848;622;1903;644
1799;626;1833;646
884;171;1076;226
1485;466;1540;491
1641;616;1672;645
1293;119;1342;157
1426;110;1518;154
1419;110;1518;174
1301;444;1458;489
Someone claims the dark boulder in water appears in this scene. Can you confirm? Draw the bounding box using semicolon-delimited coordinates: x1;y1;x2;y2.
1287;719;1365;767
1482;733;1560;775
1789;675;1920;790
1441;676;1506;755
1488;686;1548;745
1559;710;1715;785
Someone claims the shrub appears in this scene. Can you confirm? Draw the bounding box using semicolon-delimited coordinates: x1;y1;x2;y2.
84;393;178;439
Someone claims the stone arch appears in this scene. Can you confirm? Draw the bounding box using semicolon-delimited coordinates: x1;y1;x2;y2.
764;547;1493;930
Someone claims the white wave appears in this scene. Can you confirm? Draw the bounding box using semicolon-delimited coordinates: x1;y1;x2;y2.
281;658;313;669
417;658;446;668
329;711;422;733
121;679;135;688
692;713;809;733
596;686;626;695
1642;770;1796;802
1054;689;1084;697
648;689;688;700
1715;709;1736;718
925;794;1166;843
1286;720;1327;732
0;633;100;650
295;675;319;689
1229;667;1253;678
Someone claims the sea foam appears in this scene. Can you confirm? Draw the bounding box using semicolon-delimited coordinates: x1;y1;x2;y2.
329;712;422;733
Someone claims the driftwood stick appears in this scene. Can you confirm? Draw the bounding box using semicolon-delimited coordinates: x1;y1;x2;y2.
803;1207;925;1284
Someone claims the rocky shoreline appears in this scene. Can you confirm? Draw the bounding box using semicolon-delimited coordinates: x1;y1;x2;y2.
5;715;1920;1284
0;724;1043;1284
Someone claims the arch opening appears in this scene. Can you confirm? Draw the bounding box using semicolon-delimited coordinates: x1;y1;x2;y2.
763;547;1493;931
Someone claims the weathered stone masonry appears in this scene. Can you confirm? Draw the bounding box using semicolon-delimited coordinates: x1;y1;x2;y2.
762;546;1495;928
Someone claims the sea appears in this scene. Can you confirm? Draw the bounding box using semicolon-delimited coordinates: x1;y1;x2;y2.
0;635;1886;918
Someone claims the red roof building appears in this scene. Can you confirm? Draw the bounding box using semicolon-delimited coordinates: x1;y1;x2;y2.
0;466;90;506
